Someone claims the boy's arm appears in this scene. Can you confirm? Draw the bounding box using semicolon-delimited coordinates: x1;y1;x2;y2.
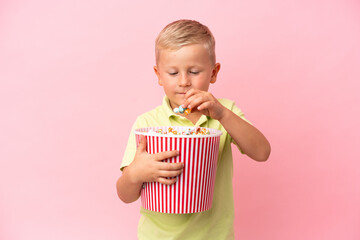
218;107;271;161
116;167;144;203
183;89;271;162
116;135;183;203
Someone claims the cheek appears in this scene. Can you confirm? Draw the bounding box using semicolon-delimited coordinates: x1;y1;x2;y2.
162;78;176;90
193;76;211;90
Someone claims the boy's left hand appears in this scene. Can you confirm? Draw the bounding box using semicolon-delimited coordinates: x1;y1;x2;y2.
182;89;225;120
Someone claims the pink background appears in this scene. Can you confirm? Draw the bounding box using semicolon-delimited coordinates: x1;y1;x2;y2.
1;0;359;239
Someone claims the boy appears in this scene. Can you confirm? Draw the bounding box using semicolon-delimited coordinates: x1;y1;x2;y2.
116;19;271;239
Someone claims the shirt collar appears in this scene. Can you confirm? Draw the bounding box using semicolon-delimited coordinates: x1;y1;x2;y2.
162;96;177;118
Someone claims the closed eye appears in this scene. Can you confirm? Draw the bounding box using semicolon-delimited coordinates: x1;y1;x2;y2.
169;72;178;76
190;71;199;75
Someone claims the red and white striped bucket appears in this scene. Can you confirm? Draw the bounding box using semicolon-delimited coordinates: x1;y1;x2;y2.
134;126;222;214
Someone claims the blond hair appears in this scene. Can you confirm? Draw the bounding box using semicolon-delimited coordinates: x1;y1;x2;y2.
155;19;216;65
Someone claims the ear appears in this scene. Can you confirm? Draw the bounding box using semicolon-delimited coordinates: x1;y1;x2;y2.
154;66;163;86
210;63;221;84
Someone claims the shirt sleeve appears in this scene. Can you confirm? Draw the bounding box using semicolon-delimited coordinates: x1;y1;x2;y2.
120;116;148;171
229;101;252;154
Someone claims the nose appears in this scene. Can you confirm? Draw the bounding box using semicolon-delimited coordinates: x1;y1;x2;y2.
178;73;191;87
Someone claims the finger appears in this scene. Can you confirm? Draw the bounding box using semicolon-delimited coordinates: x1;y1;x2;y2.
158;168;183;178
197;100;214;111
158;161;184;171
137;135;147;152
184;88;198;100
157;177;178;185
183;89;200;107
155;150;179;161
188;94;210;110
183;92;202;109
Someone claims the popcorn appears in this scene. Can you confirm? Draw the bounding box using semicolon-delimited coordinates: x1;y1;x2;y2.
147;126;211;135
173;106;191;115
179;106;185;113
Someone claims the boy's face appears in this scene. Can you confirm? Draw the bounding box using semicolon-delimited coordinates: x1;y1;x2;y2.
154;44;220;109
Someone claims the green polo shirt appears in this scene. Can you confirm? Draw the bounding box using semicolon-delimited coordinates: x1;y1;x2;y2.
121;96;248;240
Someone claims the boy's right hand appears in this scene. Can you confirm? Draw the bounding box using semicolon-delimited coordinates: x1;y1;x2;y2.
126;135;183;185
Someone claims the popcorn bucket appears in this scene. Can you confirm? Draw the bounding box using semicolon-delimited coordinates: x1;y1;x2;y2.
134;126;222;214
